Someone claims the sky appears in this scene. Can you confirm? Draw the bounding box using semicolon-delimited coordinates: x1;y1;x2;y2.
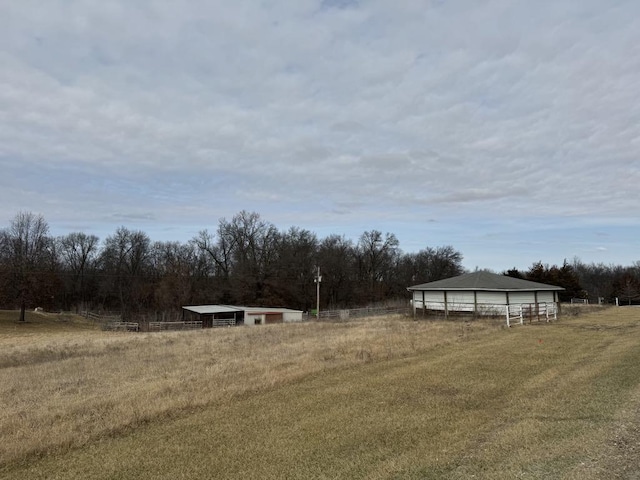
1;0;639;272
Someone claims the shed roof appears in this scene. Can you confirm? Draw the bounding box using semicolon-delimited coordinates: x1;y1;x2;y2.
182;305;303;315
407;271;564;292
243;306;303;314
182;305;244;315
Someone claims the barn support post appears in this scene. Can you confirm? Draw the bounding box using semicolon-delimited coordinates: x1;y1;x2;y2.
554;291;561;314
422;291;426;318
534;291;539;321
473;291;478;317
412;292;417;318
444;291;449;318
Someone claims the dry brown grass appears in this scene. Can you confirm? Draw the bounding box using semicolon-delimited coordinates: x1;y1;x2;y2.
0;311;492;466
2;307;640;479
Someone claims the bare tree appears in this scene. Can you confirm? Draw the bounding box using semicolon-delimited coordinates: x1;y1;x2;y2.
317;235;356;309
392;245;464;297
355;230;400;303
0;212;53;321
276;227;318;310
151;241;199;312
614;272;640;305
222;211;282;304
58;232;99;312
99;227;151;318
192;228;235;303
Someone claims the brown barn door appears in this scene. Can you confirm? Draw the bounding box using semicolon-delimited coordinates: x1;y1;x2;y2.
265;313;283;324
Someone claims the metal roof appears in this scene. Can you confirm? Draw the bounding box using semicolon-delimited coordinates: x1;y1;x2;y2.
243;306;303;314
182;305;244;315
182;305;303;315
407;271;564;292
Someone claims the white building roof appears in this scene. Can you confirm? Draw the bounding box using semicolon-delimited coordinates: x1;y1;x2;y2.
182;305;303;315
407;271;564;292
182;305;244;315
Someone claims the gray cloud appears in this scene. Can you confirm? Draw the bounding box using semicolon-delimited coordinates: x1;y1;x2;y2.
1;0;639;268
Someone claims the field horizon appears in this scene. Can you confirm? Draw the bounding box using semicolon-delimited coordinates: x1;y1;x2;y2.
1;307;640;479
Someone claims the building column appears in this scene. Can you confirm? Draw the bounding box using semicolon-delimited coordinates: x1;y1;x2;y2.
444;291;449;318
473;291;478;316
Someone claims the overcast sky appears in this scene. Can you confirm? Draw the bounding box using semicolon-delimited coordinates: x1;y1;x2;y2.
1;0;639;271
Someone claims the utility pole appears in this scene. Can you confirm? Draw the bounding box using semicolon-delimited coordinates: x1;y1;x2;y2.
315;266;322;319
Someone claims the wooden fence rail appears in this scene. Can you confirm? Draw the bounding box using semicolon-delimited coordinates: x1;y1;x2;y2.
102;322;139;332
317;307;409;321
148;321;202;331
83;311;122;322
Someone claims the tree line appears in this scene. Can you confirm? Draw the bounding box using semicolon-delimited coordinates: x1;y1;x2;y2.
504;259;640;306
0;211;464;320
1;211;638;321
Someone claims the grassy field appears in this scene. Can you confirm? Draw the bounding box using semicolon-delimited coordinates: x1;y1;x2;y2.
1;307;639;479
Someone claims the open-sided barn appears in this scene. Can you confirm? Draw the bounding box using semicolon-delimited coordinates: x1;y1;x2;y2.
407;271;564;317
182;305;304;328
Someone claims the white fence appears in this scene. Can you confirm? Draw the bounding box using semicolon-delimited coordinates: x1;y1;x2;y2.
506;303;558;327
571;298;588;304
212;317;237;327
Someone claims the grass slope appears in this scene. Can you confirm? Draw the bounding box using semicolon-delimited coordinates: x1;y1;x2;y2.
0;309;98;335
2;308;640;479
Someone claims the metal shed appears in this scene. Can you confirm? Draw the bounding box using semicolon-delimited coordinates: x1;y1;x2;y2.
407;271;564;317
182;305;244;327
181;305;304;327
241;307;304;325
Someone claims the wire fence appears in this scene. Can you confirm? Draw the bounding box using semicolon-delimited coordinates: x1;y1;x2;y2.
314;306;410;321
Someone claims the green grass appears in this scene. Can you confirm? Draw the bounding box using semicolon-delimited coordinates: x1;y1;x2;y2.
2;308;640;479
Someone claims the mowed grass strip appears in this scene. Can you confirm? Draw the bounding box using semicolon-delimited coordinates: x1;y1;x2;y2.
2;307;640;479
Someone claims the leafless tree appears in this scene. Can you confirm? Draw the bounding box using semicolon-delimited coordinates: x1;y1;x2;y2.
317;234;356;308
222;211;282;304
276;227;318;310
58;232;99;312
151;241;200;312
356;230;400;303
0;212;53;321
99;227;151;318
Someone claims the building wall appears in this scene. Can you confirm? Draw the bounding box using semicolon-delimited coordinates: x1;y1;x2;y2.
283;311;303;322
244;310;303;326
509;292;537;304
538;291;556;303
476;291;507;304
412;289;558;315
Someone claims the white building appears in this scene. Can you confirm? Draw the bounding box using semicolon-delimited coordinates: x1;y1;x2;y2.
407;271;564;317
182;305;304;327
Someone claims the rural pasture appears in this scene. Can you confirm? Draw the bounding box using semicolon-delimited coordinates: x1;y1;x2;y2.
1;307;639;479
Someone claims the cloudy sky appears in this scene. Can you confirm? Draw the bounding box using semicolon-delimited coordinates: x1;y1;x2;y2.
1;0;639;271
